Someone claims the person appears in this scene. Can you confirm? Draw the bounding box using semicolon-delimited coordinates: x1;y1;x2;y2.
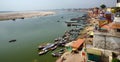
105;11;112;23
94;24;99;31
99;10;104;17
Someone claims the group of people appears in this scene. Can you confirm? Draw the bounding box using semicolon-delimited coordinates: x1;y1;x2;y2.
89;7;114;22
88;7;115;31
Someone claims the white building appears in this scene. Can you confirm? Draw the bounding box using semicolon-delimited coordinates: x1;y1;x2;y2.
116;0;120;7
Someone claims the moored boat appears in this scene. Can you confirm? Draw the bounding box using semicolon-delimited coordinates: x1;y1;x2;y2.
51;45;57;50
9;39;16;43
38;43;49;50
38;50;48;55
51;52;62;57
38;45;45;50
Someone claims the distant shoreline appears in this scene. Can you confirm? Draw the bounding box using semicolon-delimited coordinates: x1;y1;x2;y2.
0;11;55;21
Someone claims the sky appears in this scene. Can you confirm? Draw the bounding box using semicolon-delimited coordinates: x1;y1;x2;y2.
0;0;116;11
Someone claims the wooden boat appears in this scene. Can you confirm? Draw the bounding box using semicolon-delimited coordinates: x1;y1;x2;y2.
9;39;16;42
51;49;65;57
42;43;55;50
38;50;48;55
12;19;16;21
65;21;78;23
51;52;61;57
38;45;45;50
61;16;63;18
21;17;24;19
38;43;49;50
57;20;60;22
51;46;57;50
70;18;79;21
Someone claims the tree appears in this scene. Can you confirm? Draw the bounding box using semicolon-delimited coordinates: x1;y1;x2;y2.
100;4;106;9
112;58;120;62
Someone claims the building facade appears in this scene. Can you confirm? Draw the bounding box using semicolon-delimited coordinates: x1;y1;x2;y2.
116;0;120;7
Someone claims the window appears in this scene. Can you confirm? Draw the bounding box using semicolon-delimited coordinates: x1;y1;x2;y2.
116;29;120;32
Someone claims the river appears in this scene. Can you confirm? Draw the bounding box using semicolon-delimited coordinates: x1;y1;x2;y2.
0;11;86;62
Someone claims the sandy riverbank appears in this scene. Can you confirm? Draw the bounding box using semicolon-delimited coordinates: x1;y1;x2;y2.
0;11;55;20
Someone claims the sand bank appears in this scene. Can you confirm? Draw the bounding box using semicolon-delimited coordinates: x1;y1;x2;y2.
0;11;55;20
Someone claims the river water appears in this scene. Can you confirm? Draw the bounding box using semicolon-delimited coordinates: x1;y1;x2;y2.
0;11;86;62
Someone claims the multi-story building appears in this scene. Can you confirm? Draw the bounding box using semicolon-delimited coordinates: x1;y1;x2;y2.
92;4;120;61
116;0;120;7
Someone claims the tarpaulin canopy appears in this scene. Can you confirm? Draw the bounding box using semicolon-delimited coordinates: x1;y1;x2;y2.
99;20;108;27
101;25;110;30
71;39;85;49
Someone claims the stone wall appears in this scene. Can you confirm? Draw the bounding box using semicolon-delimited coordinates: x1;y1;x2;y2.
93;34;120;52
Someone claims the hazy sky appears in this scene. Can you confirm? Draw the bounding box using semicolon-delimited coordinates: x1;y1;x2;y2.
0;0;116;11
